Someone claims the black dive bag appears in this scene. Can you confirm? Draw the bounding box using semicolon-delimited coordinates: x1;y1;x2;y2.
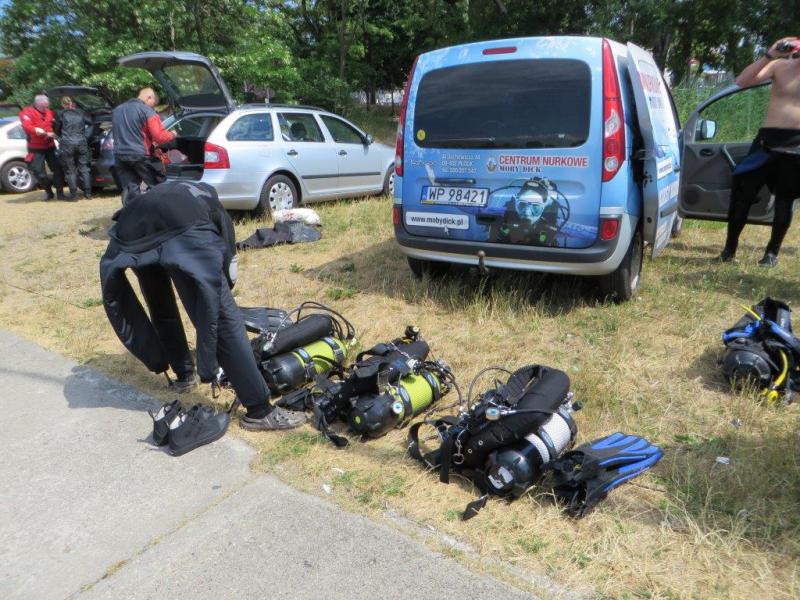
721;297;800;404
408;365;579;519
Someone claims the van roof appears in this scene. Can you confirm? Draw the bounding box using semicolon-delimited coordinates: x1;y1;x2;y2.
416;35;614;62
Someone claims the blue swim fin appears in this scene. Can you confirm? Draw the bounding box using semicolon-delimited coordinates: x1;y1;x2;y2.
546;432;663;517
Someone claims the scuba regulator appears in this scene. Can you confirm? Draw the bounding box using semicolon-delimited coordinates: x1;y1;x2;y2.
282;326;454;446
722;297;800;404
408;365;581;519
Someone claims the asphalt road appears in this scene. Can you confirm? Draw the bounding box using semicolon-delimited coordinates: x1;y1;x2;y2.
0;330;537;600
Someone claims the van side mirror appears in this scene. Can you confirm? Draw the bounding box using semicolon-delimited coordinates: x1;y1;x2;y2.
696;119;717;141
364;133;374;145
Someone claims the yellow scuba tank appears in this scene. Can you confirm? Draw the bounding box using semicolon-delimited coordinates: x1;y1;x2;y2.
348;364;448;438
263;336;349;393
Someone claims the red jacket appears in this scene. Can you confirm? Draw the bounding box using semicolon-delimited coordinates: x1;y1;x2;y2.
19;106;56;151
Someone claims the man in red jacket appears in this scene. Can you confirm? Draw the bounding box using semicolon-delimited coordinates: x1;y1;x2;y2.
19;94;66;200
112;87;176;204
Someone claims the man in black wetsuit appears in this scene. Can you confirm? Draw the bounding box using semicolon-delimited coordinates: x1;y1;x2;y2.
719;37;800;267
54;96;92;200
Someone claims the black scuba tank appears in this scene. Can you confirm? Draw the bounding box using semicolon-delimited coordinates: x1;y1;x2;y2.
721;340;774;390
459;365;571;469
253;313;335;359
483;402;578;497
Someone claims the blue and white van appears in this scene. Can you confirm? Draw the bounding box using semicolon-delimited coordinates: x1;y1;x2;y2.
393;36;682;301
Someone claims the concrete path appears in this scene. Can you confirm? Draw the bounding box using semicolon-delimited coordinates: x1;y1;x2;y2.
0;330;536;600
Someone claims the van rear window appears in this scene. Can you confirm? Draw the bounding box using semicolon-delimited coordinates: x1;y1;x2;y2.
413;59;591;149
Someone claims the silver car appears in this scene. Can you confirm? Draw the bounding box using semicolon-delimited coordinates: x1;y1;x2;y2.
0;118;35;193
116;51;395;214
200;105;396;214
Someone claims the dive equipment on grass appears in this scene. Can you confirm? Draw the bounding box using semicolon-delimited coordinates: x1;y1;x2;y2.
347;357;450;438
544;432;663;517
408;365;580;519
722;297;800;404
227;302;356;396
286;326;453;446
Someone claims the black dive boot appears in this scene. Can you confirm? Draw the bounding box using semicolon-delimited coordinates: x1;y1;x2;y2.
758;251;778;268
168;405;230;456
149;400;184;446
170;371;198;393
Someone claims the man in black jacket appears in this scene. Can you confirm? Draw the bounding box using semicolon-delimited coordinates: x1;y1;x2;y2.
54;96;92;200
100;181;305;430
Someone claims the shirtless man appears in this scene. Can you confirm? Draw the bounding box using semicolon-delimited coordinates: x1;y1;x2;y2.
719;37;800;267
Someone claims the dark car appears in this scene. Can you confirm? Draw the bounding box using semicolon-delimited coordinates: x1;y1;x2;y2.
47;85;117;189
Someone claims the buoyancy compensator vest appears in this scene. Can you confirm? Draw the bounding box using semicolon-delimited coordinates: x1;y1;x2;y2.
281;326;454;446
722;298;800;404
408;365;580;519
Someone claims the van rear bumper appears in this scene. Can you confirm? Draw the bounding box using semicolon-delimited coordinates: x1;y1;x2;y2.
395;213;635;276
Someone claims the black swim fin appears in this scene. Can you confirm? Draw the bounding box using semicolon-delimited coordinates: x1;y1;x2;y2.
546;432;663;518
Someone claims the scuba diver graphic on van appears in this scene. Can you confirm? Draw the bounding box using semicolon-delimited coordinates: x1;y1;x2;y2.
481;177;571;246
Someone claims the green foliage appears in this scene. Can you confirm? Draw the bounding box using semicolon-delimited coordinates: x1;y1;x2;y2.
1;1;798;109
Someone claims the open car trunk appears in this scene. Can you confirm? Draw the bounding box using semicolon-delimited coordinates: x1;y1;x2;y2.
166;138;206;180
160;112;225;180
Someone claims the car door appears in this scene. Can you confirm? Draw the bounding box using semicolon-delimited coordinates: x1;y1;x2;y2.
679;83;772;223
318;114;381;195
217;112;275;199
276;112;339;197
627;43;682;257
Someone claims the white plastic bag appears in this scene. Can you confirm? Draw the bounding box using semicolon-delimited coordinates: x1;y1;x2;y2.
272;208;321;226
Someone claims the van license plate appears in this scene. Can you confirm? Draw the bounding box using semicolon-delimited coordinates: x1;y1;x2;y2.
421;186;488;207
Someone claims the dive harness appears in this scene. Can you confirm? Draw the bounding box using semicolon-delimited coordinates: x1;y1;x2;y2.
408;365;663;519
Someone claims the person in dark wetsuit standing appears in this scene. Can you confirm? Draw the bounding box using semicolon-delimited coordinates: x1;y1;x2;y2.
54;96;92;200
719;37;800;267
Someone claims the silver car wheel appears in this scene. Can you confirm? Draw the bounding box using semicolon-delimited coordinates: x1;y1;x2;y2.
269;182;295;211
8;165;32;191
387;171;395;196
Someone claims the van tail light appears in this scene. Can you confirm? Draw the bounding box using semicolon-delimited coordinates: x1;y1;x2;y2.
392;206;401;225
395;56;419;177
601;39;625;182
600;217;620;241
204;142;230;169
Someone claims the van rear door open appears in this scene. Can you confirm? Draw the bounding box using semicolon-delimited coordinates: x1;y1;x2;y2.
627;43;681;257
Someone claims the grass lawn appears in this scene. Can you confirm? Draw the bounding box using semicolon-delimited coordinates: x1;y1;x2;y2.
0;188;798;600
